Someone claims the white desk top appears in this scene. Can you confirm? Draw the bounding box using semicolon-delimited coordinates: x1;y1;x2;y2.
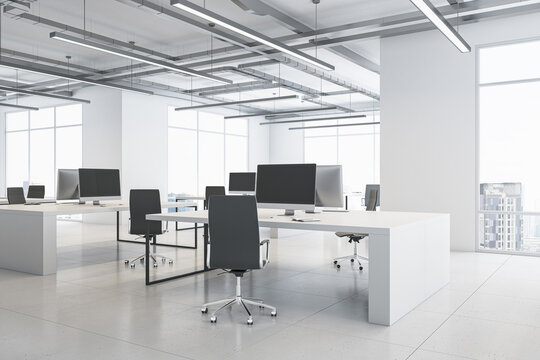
0;201;197;216
147;209;448;235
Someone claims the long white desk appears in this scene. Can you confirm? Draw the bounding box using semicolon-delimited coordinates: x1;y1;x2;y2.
147;209;450;326
0;201;197;276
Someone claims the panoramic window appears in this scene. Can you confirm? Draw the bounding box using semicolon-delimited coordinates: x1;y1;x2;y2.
478;39;540;253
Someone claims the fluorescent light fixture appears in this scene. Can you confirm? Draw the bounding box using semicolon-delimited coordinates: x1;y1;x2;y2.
175;95;298;111
171;0;335;71
0;85;91;104
0;102;39;110
289;121;380;130
260;113;367;125
224;106;337;119
409;0;471;52
0;59;153;95
50;32;232;84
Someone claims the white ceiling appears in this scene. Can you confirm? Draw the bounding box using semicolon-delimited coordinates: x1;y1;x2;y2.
0;0;465;111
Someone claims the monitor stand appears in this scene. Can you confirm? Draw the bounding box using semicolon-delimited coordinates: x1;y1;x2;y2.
79;199;86;205
92;200;101;206
305;209;321;214
278;209;295;216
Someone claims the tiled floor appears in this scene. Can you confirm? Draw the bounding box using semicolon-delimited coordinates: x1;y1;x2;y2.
0;220;538;359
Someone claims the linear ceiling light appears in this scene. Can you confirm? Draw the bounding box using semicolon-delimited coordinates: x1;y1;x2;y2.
409;0;471;52
170;0;335;71
50;32;232;84
224;106;337;119
175;95;298;111
0;103;39;110
0;59;153;95
0;85;91;104
259;113;367;125
289;121;380;130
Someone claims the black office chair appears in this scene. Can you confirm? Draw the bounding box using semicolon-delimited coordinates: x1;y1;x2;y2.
27;185;45;199
7;187;26;204
333;188;378;271
201;195;276;325
204;186;226;210
124;189;174;268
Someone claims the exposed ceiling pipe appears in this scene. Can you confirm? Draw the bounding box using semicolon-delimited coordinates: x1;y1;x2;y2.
230;0;379;73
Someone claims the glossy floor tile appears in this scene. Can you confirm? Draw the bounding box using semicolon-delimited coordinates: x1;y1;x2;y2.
0;221;539;359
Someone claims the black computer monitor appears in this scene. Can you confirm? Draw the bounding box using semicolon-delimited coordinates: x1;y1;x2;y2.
78;168;121;204
256;163;317;215
365;184;380;207
229;172;256;194
56;169;80;201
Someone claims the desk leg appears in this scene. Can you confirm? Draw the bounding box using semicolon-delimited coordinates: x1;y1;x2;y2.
368;216;450;325
145;220;150;285
116;211;120;241
203;223;208;270
0;212;57;275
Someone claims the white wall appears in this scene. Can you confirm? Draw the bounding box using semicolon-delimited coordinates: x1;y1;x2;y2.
269;122;304;164
380;12;540;251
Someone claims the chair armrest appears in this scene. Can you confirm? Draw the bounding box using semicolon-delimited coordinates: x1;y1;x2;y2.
260;239;270;265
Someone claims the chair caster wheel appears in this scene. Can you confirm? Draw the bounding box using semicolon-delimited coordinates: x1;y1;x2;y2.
336;264;341;269
168;260;173;264
350;258;355;262
140;258;144;263
129;263;135;268
162;258;166;263
201;307;208;314
153;263;158;268
247;318;253;325
333;260;338;265
210;316;217;323
271;311;277;317
359;266;363;270
124;260;129;264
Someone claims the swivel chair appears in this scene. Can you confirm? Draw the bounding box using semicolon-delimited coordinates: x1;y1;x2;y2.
201;195;277;325
27;185;45;199
333;188;378;271
124;189;174;268
7;187;26;204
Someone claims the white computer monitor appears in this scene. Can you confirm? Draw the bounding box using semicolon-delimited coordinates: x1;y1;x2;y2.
78;168;121;204
56;169;80;201
256;163;317;215
315;165;344;208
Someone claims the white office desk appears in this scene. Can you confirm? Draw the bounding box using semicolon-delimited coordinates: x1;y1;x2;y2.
147;209;450;326
0;201;196;276
0;198;57;205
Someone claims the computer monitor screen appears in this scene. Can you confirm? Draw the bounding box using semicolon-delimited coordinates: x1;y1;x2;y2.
56;169;80;201
256;163;317;214
365;184;380;207
315;165;344;208
78;168;121;202
229;172;256;194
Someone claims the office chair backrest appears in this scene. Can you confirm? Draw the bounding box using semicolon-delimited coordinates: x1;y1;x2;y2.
208;195;261;270
7;187;26;204
366;189;378;212
129;189;162;236
204;186;226;209
27;185;45;199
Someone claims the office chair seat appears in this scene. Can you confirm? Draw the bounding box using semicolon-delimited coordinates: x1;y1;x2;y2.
335;232;368;239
